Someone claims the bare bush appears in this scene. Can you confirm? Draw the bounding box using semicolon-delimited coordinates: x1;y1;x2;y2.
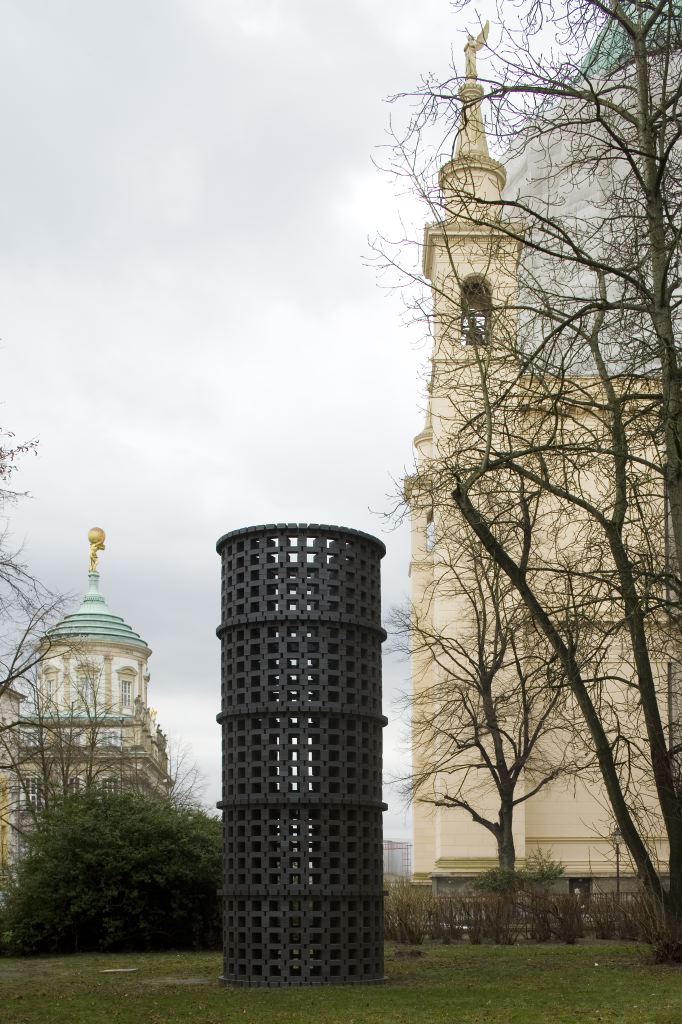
588;894;619;939
621;893;682;963
384;880;435;945
482;894;522;945
457;896;486;944
429;898;464;944
524;891;553;942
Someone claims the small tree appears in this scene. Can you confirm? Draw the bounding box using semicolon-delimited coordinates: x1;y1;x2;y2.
0;792;222;953
394;517;576;869
166;735;207;809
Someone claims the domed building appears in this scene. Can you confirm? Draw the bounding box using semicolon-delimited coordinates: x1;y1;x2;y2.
12;529;169;825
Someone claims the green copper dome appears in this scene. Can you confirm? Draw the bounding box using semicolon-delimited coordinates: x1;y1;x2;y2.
48;572;148;649
583;2;682;75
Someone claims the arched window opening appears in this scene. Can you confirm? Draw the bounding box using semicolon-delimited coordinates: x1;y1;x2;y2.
460;278;492;346
425;512;436;552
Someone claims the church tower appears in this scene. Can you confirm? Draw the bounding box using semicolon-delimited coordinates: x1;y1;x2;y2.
407;26;648;895
408;28;526;887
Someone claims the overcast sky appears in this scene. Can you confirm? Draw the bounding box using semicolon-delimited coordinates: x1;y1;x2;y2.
0;1;494;840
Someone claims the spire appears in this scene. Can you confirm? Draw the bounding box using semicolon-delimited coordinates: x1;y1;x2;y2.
437;20;506;216
455;80;490;160
456;21;491;160
79;570;109;614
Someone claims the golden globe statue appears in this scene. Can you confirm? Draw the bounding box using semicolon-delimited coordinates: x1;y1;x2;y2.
88;527;106;572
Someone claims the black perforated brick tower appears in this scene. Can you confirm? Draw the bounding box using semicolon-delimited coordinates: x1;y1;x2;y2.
217;523;386;986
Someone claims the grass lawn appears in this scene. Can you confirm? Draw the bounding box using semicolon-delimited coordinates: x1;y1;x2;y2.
0;942;681;1024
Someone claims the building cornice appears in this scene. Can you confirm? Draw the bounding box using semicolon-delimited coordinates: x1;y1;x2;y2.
423;217;525;280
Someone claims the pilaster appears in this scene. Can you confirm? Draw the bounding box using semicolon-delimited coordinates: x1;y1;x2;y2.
104;655;113;708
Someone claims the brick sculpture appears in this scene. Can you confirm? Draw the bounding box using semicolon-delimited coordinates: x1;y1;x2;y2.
217;523;386;986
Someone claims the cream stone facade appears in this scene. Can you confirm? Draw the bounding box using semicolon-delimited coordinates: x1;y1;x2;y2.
0;685;23;874
407;56;667;895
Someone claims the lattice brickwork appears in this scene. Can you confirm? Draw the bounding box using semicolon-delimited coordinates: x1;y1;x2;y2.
217;524;386;986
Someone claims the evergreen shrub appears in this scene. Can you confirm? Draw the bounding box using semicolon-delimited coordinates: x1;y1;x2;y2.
0;792;222;954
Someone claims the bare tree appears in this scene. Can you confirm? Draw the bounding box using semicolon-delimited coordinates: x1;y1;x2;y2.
166;735;207;810
381;1;682;928
393;511;577;869
0;426;70;868
0;662;172;846
0;429;65;702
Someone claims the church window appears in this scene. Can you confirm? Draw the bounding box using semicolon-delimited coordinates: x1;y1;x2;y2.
460;278;492;346
100;778;120;796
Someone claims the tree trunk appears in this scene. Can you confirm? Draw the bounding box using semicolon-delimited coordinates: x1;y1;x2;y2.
453;480;665;900
497;799;516;870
